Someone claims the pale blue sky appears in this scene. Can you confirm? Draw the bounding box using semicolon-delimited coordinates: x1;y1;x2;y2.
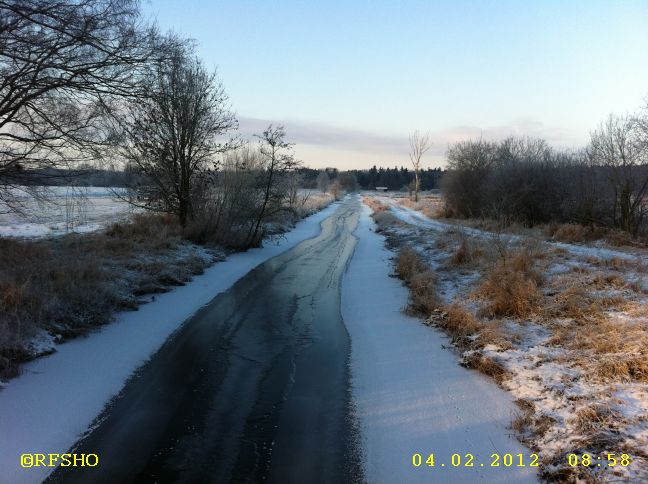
144;0;648;168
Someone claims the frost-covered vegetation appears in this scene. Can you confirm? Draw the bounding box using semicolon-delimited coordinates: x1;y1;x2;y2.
442;108;648;239
367;194;648;482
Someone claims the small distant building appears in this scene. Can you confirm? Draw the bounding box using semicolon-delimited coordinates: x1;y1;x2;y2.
375;186;388;192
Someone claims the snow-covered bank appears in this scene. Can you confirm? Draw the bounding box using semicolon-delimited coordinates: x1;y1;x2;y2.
0;200;340;484
341;203;538;483
382;196;648;264
368;195;648;481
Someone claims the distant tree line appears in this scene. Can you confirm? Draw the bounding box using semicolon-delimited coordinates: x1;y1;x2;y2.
441;107;648;237
297;166;444;191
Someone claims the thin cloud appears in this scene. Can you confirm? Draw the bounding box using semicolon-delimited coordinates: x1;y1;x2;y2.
238;116;408;156
236;116;585;169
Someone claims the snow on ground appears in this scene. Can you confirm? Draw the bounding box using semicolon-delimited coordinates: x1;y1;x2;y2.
381;196;648;265
341;203;538;483
0;186;135;238
371;195;648;481
0;200;340;484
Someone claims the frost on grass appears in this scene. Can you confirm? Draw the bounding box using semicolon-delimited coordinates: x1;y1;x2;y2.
0;214;221;379
366;195;648;482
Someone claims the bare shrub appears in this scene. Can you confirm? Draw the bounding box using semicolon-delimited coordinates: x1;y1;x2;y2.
441;121;648;239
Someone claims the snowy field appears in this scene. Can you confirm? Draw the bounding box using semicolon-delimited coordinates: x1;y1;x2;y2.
0;201;340;484
0;186;134;238
0;187;331;239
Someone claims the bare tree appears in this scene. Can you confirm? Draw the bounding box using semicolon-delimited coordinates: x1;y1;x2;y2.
409;130;432;201
247;125;301;247
188;145;264;247
588;114;648;235
119;43;237;227
0;0;157;209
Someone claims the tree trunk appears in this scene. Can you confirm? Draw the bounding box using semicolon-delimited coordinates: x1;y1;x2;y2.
249;162;275;247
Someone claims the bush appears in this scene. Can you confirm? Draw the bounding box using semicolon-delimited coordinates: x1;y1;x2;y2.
440;133;648;238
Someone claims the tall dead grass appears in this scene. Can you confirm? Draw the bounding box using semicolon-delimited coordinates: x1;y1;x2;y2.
475;250;543;318
542;268;648;383
0;213;209;379
372;211;398;232
396;248;437;315
544;221;646;248
363;196;388;213
0;238;118;378
396;247;512;383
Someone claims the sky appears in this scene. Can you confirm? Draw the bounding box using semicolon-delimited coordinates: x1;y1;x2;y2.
143;0;648;169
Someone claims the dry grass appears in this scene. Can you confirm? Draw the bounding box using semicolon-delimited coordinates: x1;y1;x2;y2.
363;196;388;213
544;221;648;249
463;352;509;383
475;250;543;318
438;302;483;338
408;271;437;315
398;196;442;220
0;238;118;378
450;237;472;265
435;203;455;218
0;213;212;380
396;248;428;280
383;205;648;481
545;286;607;323
396;248;437;316
541;267;648;383
297;192;334;216
105;213;182;246
546;223;598;243
429;303;512;349
363;196;401;232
